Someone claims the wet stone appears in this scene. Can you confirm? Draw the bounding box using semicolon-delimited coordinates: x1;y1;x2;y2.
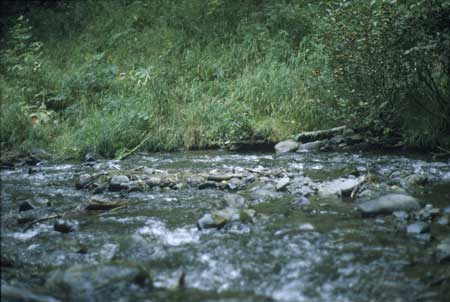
109;175;130;191
18;201;35;212
275;139;299;154
435;237;450;263
393;211;409;221
46;263;151;300
357;194;420;216
406;222;429;234
275;177;290;191
54;219;78;233
76;173;93;189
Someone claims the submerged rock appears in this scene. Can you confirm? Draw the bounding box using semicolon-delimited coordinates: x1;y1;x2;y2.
197;207;255;230
317;176;365;198
54;219;78;233
357;194;420;216
18;201;35;212
46;262;151;301
275;140;299;154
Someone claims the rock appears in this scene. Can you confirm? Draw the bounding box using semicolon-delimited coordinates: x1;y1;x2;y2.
84;152;97;162
54;219;78;233
46;262;151;300
76;173;93;189
317;176;365;198
443;206;450;214
224;193;247;209
275;140;299;154
18;201;35;212
197;213;226;230
30;148;51;160
145;176;162;187
275;177;290;191
330;135;345;145
207;173;234;182
406;222;429;234
198;181;217;190
297;140;327;152
415;204;440;221
435;237;450;263
348;134;363;142
291;196;310;206
393;211;409;221
401;173;429;188
357;194;420;216
197;207;255;230
108;175;130;191
437;215;449;226
143;167;154;175
293;126;346;143
34;197;51;207
225;178;246;191
1;283;59;302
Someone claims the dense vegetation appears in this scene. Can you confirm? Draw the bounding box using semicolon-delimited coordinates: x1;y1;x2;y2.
1;0;449;159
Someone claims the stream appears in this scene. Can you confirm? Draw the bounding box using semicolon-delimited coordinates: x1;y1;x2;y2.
1;150;450;302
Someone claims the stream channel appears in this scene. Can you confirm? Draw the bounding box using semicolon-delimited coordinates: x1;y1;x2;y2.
1;150;450;302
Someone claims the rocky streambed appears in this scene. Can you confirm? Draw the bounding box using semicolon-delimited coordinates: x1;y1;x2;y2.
1;150;450;302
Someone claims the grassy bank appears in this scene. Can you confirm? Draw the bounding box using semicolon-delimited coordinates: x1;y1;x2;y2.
1;1;449;159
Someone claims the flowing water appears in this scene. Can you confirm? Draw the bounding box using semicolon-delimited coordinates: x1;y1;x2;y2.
1;151;450;302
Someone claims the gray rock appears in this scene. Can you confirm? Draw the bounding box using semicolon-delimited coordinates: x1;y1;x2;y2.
1;283;59;302
197;208;255;230
444;206;450;214
317;176;365;198
435;237;450;263
393;211;409;221
30;148;51;160
402;173;429;188
108;175;130;191
330;135;345;145
54;219;78;233
224;193;247;209
84;152;97;162
19;201;35;212
76;173;93;189
46;263;151;300
415;204;440;221
406;222;429;234
197;213;224;230
275;177;290;191
275;140;299;154
297;140;327;152
357;194;420;216
437;215;449;226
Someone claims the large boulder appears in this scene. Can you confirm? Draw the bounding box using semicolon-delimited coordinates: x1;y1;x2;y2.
274;140;299;154
357;194;420;216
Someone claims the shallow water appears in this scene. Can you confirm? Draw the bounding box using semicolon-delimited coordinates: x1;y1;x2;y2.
1;151;450;302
